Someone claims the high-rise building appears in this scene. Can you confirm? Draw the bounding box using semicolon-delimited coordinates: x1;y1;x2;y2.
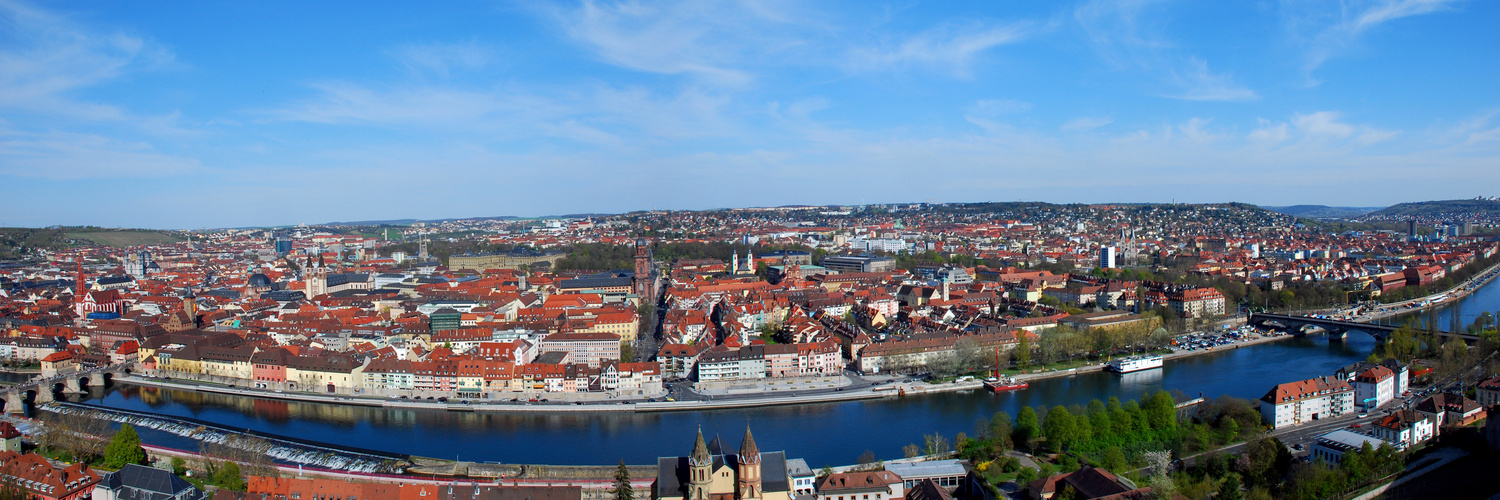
1099;246;1117;269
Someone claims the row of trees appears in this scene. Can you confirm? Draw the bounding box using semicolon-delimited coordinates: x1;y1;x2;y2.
941;391;1183;468
1026;322;1170;367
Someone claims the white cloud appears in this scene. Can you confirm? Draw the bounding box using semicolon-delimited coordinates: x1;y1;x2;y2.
847;21;1036;76
1178;117;1218;142
1294;111;1356;138
1061;116;1113;132
1076;0;1256;101
0;128;200;180
1356;129;1401;145
0;0;175;121
543;0;804;86
1168;58;1259;101
1285;0;1463;79
1251;111;1401;145
1248;120;1290;143
393;41;494;77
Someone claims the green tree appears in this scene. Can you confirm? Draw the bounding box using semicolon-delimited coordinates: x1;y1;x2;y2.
1015;334;1032;368
988;411;1014;452
1142;390;1177;430
1016;466;1039;485
211;461;246;491
1101;446;1128;472
103;424;147;469
1041;406;1076;451
620;341;635;362
1219;474;1243;500
1014;406;1040;450
1243;437;1292;489
170;457;187;475
612;459;635;500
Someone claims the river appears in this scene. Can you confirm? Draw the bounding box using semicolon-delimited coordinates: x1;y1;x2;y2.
54;278;1500;468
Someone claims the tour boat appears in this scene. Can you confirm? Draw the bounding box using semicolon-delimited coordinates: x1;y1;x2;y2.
1106;354;1164;374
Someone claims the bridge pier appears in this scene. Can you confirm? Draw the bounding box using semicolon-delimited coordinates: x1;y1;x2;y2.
87;375;105;387
4;392;23;414
34;390;52;404
64;378;84;394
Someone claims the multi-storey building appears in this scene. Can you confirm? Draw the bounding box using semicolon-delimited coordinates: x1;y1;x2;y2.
1260;376;1356;429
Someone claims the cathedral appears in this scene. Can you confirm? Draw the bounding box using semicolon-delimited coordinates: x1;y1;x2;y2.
655;428;790;500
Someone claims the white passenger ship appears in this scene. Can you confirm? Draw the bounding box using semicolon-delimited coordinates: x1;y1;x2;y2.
1106;354;1164;373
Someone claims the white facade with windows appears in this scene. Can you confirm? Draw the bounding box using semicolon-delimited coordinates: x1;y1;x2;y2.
1261;376;1356;429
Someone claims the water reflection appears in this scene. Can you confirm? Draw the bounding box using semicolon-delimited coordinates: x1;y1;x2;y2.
1118;368;1164;390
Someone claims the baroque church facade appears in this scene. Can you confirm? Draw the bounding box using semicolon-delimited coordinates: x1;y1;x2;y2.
655;428;790;500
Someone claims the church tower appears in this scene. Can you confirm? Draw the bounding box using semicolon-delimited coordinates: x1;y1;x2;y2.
633;238;654;299
737;427;761;500
731;251;739;275
183;287;198;322
687;428;712;500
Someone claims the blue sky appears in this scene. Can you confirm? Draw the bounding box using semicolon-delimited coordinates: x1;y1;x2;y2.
2;0;1497;229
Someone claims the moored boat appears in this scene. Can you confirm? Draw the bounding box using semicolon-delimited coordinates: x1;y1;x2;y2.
1106;354;1164;373
984;376;1028;392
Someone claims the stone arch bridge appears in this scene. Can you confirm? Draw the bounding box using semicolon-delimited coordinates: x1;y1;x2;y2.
2;364;133;413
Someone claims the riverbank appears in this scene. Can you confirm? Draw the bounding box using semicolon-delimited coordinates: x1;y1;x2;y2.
112;323;1304;414
116;375;893;413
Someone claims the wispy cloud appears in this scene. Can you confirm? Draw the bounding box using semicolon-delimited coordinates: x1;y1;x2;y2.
1236;111;1403;145
847;21;1038;76
1249;119;1290;143
0;128;201;180
542;0;807;86
1076;0;1257;101
392;40;494;77
1061;116;1113;132
0;0;174;121
1167;58;1258;101
1284;0;1463;81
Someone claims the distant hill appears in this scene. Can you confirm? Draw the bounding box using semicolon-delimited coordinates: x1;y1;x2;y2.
63;229;185;247
0;227;69;259
1262;205;1384;219
1368;199;1500;218
0;227;183;257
